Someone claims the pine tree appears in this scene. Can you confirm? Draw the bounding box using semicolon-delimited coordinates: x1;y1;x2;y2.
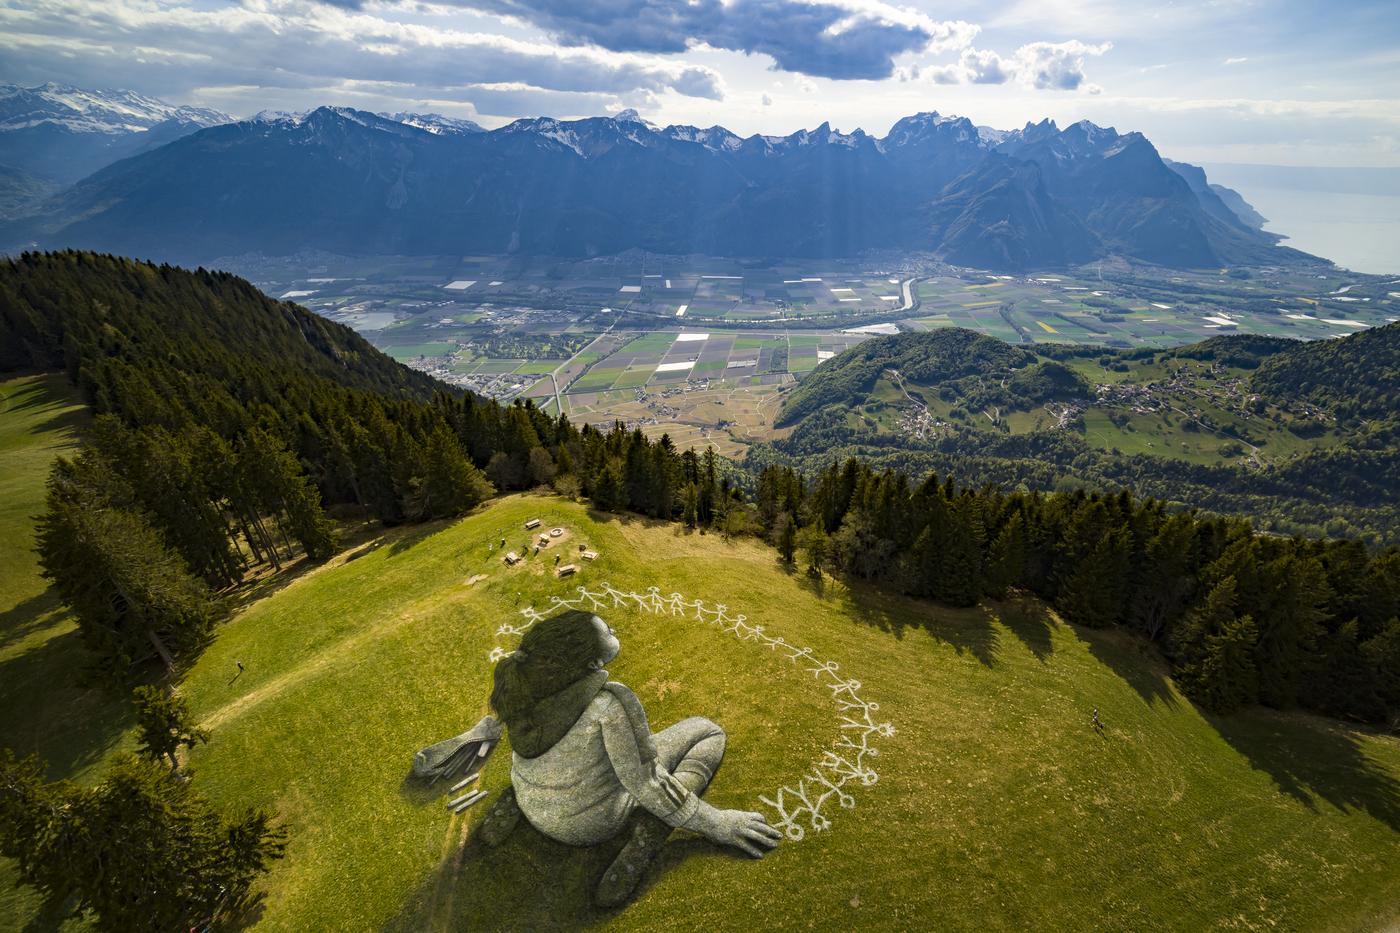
132;686;209;773
1253;554;1329;708
404;424;493;520
983;511;1026;599
592;461;625;512
1192;614;1260;713
797;523;830;576
0;752;286;932
1128;513;1198;642
36;453;221;672
1362;618;1400;716
775;511;798;564
1056;525;1130;629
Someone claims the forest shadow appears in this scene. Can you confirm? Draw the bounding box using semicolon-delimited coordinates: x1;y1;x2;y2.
24;404;88;442
584;507;678;536
386;519;454;557
838;580;999;668
221;519;437;613
1069;624;1179;710
0;624;134;779
0;591;63;651
15;890;81;933
383;810;738;932
1212;711;1400;832
987;593;1055;663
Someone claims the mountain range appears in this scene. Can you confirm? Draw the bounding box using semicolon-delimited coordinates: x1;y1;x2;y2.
0;83;230;186
2;96;1312;272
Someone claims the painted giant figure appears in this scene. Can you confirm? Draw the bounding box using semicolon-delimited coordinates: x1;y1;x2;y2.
478;610;781;906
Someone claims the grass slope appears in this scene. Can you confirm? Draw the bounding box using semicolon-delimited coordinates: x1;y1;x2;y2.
178;499;1400;930
2;380;1399;930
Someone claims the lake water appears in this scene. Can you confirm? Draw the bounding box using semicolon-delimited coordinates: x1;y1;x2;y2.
1202;164;1400;275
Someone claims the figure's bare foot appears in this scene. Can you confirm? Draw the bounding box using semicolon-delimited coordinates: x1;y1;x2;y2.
477;786;520;847
595;813;671;908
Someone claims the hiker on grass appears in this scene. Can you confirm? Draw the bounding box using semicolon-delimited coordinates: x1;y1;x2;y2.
477;609;780;907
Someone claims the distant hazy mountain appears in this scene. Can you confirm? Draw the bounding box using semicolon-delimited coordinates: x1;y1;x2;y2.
1163;158;1270;233
0;83;231;186
5;105;1316;271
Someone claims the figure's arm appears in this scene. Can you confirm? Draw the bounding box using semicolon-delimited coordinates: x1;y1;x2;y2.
599;697;702;828
599;697;781;857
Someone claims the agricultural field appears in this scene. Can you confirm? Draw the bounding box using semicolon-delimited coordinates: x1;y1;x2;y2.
562;382;791;459
906;265;1398;348
227;253;1399;457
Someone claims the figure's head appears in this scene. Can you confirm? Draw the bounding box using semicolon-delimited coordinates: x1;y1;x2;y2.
489;610;618;725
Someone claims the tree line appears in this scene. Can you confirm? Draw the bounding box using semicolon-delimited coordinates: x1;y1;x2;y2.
753;459;1400;725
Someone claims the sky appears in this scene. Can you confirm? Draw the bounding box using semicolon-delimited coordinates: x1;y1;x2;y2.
2;0;1399;167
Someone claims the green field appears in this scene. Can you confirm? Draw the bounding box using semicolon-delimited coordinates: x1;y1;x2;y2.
4;376;1400;931
384;342;457;360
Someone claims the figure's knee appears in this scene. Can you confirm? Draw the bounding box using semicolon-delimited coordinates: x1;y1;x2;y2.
686;716;726;748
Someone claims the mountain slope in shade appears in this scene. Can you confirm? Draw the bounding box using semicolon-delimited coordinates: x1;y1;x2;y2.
928;155;1099;270
5;106;1321;271
0;163;58;217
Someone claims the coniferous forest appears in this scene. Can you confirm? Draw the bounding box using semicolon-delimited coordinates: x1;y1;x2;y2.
1;250;1396;729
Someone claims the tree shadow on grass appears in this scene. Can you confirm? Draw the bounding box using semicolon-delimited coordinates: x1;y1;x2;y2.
0;624;133;780
383;810;740;932
986;592;1055;663
385;519;454;557
837;580;999;668
14;889;81;933
0;592;64;652
221;520;444;614
1211;710;1400;832
1067;623;1179;711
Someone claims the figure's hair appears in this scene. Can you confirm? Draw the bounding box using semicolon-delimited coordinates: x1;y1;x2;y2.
490;610;608;727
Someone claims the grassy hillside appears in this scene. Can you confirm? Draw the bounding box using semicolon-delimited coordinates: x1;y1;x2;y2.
3;379;1400;931
763;328;1400;541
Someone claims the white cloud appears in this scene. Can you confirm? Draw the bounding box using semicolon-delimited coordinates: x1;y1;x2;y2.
761;92;773;106
929;40;1111;92
1223;56;1248;65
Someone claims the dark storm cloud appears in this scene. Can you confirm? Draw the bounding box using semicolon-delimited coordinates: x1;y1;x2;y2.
426;0;978;80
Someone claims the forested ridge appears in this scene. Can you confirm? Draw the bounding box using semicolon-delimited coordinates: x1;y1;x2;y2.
762;326;1400;542
1252;322;1400;421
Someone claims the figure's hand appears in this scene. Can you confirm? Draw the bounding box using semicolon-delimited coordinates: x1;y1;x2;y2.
709;809;782;858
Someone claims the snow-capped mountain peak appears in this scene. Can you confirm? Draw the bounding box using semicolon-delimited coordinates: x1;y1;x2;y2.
0;83;231;134
383;112;485;135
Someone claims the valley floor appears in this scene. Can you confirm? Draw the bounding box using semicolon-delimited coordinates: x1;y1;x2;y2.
2;376;1400;931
